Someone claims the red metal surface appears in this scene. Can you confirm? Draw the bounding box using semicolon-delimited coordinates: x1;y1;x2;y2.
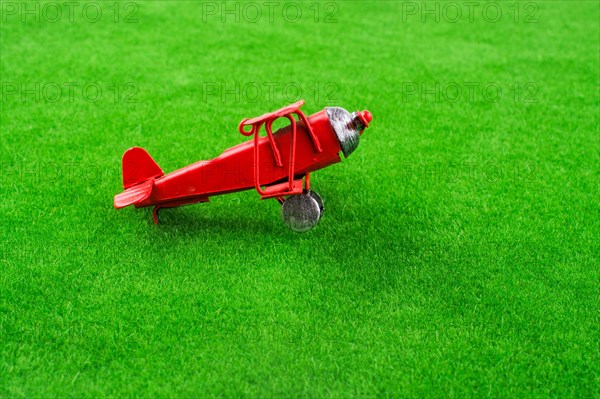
114;100;371;223
358;110;373;128
121;147;164;189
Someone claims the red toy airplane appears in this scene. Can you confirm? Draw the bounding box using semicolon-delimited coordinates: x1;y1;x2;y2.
114;100;372;232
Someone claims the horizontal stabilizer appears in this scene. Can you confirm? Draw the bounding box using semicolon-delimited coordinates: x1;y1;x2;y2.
114;178;154;209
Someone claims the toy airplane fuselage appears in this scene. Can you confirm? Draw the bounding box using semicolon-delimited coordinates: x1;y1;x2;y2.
114;100;372;231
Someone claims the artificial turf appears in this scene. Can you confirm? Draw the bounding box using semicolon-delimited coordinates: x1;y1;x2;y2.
1;0;599;397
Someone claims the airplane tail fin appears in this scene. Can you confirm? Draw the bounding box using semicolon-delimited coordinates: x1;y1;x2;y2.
121;147;164;189
114;147;164;209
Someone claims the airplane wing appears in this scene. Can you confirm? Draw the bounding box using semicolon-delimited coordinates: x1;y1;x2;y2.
239;100;305;130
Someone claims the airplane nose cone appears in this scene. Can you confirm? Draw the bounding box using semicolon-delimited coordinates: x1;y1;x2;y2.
326;106;371;158
358;110;372;128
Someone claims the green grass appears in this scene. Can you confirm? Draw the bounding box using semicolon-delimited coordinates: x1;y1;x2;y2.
1;1;598;397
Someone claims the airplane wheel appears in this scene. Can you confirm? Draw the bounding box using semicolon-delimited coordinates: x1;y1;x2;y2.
308;190;324;219
281;193;321;232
